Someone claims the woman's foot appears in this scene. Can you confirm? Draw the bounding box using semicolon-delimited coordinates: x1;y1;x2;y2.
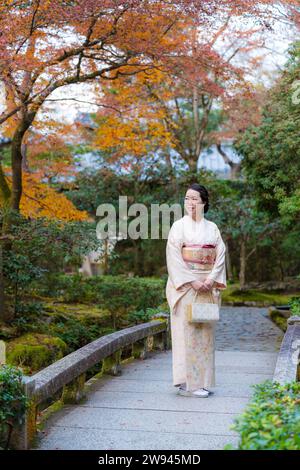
174;383;186;390
177;387;209;398
191;388;210;398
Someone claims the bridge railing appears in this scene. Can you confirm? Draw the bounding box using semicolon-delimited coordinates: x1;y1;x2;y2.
10;313;170;450
272;316;300;385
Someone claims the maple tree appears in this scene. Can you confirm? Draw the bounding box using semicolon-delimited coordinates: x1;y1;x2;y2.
3;172;88;221
0;0;220;322
0;0;229;212
0;0;292;211
91;2;296;175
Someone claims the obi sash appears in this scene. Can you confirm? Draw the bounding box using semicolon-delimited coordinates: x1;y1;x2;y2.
182;243;216;271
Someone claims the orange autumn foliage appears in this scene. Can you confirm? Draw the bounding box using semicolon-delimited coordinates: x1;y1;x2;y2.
3;172;88;222
92;10;281;170
94;68;178;159
0;0;296;208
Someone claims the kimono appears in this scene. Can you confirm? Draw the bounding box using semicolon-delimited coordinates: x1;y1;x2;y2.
165;214;226;391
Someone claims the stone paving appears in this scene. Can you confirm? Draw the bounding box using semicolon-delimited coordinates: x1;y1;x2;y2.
34;307;283;450
216;307;283;351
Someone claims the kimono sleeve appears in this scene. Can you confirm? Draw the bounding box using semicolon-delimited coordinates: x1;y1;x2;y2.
206;226;227;289
166;221;198;290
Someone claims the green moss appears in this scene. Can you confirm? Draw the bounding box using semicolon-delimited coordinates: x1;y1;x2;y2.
6;333;68;374
8;300;116;353
269;309;289;332
222;285;300;307
157;301;169;312
43;302;111;320
35;399;64;434
61;373;86;404
0;323;18;340
102;351;122;376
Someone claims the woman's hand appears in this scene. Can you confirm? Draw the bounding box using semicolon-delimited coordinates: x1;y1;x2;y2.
191;280;206;291
202;278;214;291
191;279;214;292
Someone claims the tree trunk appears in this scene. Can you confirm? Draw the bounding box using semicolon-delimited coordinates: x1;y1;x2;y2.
187;157;198;173
0;116;33;322
216;144;241;180
225;240;232;281
231;163;242;179
11;128;25;212
162;151;179;198
278;255;285;282
132;240;144;276
0;243;5;321
10;113;35;211
103;239;108;275
21;143;30;171
239;239;246;288
164;151;173;173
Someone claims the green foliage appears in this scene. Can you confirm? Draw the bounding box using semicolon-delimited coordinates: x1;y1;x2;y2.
279;188;300;226
235;42;300;220
290;296;300;316
222;284;300;307
225;380;300;450
37;274;167;331
67;166;299;284
3;301;117;372
66;166;226;276
127;306;165;324
6;333;68;374
10;301;44;334
0;365;28;449
269;310;288;332
2;212;100;315
48;318;115;352
44;274;166;315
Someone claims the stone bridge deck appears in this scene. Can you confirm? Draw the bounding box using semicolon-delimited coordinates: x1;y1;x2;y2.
34;307;283;450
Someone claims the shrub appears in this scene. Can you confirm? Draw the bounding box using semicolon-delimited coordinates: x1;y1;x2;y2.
57;274;165;307
48;319;115;352
225;380;300;450
0;365;28;449
6;333;68;374
42;274;166;326
128;307;164;324
290;296;300;316
2;213;100;316
10;301;45;335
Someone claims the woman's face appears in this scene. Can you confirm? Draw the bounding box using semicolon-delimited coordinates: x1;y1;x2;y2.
184;189;204;217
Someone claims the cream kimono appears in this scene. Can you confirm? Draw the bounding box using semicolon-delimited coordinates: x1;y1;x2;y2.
165;214;226;391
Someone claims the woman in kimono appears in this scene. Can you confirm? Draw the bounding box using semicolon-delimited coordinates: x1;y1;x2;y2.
166;183;226;398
